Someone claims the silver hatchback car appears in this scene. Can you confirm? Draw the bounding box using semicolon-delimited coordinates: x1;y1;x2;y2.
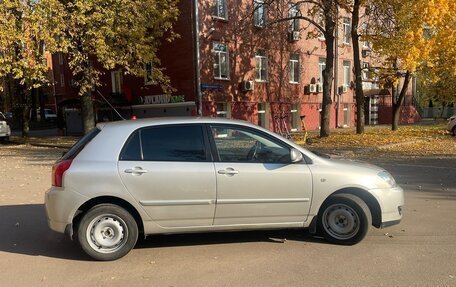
45;117;404;261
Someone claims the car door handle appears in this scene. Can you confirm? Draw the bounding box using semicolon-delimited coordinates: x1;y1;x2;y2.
124;167;148;175
218;169;239;175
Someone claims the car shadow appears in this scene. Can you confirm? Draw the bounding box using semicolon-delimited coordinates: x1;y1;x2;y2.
0;204;328;260
136;228;327;250
0;204;87;261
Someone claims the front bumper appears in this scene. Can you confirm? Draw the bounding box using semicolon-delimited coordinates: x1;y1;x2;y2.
45;187;89;234
370;185;404;227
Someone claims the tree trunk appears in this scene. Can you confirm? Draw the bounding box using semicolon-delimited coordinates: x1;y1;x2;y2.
351;0;365;134
392;72;411;131
81;92;95;134
320;2;336;138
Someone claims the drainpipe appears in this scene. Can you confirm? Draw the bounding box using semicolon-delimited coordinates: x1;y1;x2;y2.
334;6;340;128
193;0;203;116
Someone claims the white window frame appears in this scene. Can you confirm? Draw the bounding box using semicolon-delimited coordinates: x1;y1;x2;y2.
361;23;370;48
288;4;300;32
343;61;351;87
213;0;228;20
257;102;269;128
319;58;326;83
213;42;230;80
343;17;351;44
255;50;268;82
291;103;300;132
111;70;123;93
216;102;231;118
60;73;65;87
289;54;300;84
254;0;266;28
362;62;369;80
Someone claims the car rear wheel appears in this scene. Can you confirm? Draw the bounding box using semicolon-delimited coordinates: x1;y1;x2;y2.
77;204;138;261
318;193;371;245
452;126;455;136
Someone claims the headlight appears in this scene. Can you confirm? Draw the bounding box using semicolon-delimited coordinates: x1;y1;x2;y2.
377;171;397;187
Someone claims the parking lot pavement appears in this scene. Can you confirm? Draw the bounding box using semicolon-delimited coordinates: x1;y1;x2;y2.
0;144;455;287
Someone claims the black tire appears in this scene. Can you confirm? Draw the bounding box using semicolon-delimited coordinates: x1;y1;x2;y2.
77;204;138;261
452;126;456;136
318;193;371;245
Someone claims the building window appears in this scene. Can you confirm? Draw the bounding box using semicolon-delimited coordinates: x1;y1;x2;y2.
58;53;63;65
362;62;369;80
60;73;65;87
361;23;370;48
289;54;300;84
144;62;154;85
343;61;351;87
254;0;267;28
343;103;350;127
343;17;351;44
288;4;300;32
216;102;231;118
255;49;268;82
213;42;230;80
257;102;269;128
213;0;228;20
291;104;300;132
111;70;123;93
319;58;326;83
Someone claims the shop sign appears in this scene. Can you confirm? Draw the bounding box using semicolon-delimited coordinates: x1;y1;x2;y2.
139;95;185;105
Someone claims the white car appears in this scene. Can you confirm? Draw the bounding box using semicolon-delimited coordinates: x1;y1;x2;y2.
0;112;11;143
448;115;456;136
45;117;404;261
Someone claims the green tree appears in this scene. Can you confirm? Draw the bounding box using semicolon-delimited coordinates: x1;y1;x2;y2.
60;0;179;134
0;0;65;137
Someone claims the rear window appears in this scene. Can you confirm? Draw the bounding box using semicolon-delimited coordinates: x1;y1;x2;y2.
61;128;101;160
0;113;6;121
120;125;207;162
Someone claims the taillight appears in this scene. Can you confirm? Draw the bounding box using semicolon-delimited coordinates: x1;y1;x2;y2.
52;159;73;187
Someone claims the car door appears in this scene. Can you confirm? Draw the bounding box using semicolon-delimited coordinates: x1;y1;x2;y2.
118;124;216;228
210;124;313;225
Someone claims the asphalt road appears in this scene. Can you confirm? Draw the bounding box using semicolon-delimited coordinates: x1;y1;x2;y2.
0;145;455;287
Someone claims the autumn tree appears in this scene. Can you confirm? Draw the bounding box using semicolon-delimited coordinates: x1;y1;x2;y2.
266;0;339;137
417;1;456;110
60;0;179;134
365;0;452;130
0;0;65;137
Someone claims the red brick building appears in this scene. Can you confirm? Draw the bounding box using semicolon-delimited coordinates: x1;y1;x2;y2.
51;0;420;132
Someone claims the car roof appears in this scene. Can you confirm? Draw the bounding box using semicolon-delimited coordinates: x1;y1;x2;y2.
96;117;257;130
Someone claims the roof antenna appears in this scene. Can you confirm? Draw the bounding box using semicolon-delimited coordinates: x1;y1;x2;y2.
96;90;126;121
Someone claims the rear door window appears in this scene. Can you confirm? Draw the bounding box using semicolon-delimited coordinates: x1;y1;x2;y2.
120;125;209;162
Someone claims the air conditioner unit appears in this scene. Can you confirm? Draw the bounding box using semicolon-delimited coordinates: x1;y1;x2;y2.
309;84;317;93
288;31;300;42
241;80;254;92
316;83;323;93
338;85;348;94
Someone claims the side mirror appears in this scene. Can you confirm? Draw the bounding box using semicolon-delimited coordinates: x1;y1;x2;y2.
290;148;303;163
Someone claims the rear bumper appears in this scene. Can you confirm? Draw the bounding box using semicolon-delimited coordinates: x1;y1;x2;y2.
45;187;89;234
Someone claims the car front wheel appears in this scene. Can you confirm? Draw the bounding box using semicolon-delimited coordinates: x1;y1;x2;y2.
318;193;371;245
77;204;138;261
